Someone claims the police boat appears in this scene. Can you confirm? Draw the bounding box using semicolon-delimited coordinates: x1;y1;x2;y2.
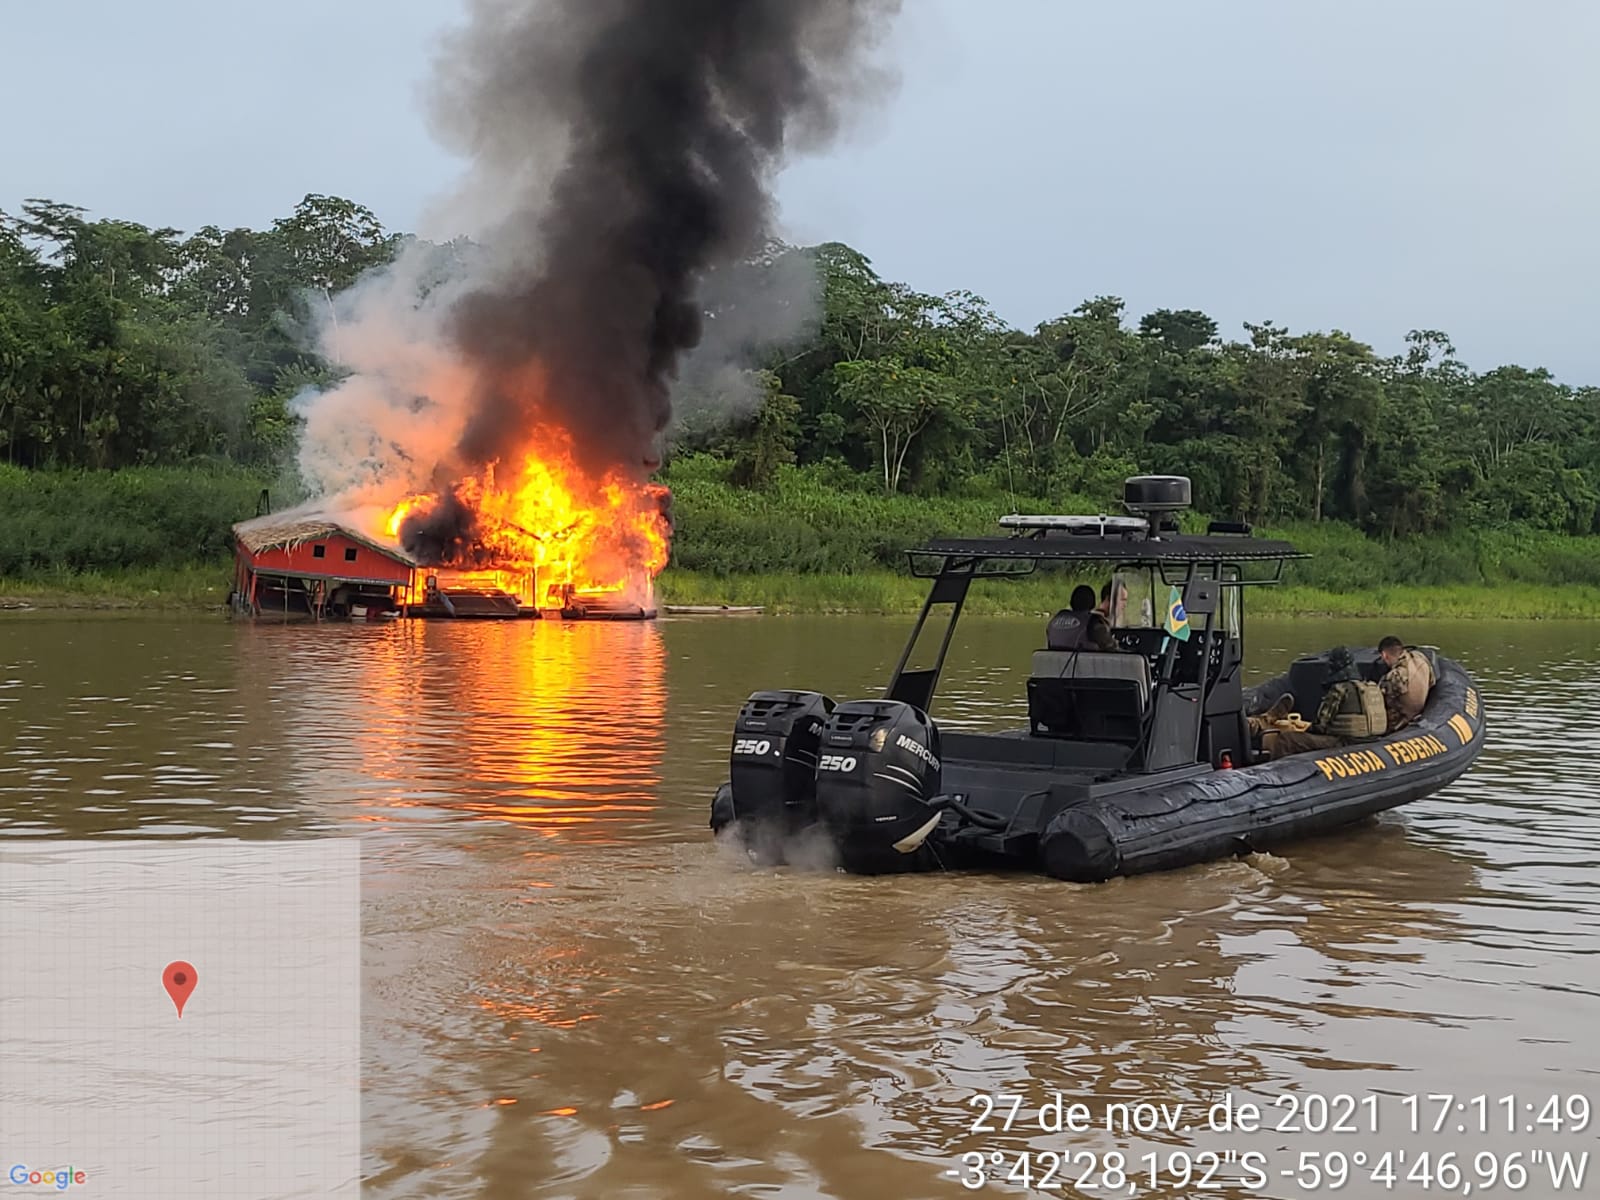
708;476;1486;882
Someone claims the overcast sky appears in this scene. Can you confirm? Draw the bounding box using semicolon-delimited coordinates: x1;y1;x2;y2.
4;0;1597;383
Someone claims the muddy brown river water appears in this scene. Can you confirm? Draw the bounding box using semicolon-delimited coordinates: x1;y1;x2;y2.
1;614;1596;1198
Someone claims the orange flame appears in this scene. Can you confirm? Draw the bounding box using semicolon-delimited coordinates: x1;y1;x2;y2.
379;427;669;609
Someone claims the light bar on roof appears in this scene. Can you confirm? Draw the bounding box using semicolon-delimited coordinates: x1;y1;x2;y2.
998;514;1149;535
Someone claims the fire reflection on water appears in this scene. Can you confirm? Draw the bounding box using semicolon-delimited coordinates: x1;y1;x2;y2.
257;618;667;840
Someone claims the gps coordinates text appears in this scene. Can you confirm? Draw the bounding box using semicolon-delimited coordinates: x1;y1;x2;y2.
948;1092;1593;1192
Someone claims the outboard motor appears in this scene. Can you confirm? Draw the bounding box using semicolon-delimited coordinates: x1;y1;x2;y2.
714;690;834;864
812;700;944;873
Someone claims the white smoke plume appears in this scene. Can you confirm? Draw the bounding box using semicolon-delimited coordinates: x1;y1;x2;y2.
291;238;484;516
669;240;824;438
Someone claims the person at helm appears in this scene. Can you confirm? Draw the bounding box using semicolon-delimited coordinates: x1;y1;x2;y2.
1098;578;1129;627
1046;584;1118;652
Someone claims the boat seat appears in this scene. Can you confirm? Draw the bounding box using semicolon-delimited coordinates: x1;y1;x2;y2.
1027;677;1146;743
1030;650;1152;707
1027;652;1151;744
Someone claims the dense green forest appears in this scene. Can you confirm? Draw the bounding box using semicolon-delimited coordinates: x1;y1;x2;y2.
2;193;1598;611
688;244;1600;539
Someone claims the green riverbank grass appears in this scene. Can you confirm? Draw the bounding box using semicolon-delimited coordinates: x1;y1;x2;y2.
7;565;1600;617
1249;583;1600;619
657;568;1064;615
658;570;1600;619
0;464;270;575
0;562;232;611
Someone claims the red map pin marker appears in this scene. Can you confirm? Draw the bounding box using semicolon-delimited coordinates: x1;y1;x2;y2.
163;961;198;1018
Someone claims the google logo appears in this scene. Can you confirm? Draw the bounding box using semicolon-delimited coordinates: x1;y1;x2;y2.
7;1165;86;1191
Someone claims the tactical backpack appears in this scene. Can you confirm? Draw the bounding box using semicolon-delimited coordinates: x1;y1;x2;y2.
1319;679;1387;739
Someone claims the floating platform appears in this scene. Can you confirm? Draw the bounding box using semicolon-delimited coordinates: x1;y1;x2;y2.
404;588;529;619
663;605;765;615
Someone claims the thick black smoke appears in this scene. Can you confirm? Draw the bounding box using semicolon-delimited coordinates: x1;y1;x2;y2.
401;0;899;560
399;490;499;569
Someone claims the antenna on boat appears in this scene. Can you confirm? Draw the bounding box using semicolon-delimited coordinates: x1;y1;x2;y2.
1122;475;1191;538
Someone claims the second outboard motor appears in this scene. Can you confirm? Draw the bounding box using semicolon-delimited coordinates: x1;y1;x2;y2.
813;700;943;873
718;690;834;863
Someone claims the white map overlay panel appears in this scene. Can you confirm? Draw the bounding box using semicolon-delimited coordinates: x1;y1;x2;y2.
1;839;359;1198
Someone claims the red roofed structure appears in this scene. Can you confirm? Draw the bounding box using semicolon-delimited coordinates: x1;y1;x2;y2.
231;512;420;620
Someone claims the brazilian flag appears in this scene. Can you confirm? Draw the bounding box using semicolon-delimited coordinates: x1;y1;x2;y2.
1165;585;1191;641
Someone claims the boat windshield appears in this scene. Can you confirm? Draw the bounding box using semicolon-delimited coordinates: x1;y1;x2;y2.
1105;564;1240;636
1106;568;1156;631
1219;567;1241;634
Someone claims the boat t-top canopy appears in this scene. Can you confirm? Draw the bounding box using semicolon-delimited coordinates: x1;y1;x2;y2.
886;476;1312;720
911;529;1306;567
906;476;1306;581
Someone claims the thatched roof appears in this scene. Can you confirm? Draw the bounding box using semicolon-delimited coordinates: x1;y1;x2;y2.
233;507;416;563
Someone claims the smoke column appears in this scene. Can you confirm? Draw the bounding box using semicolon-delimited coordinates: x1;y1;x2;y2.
395;0;900;554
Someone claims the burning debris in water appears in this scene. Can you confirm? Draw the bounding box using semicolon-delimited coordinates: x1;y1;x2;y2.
292;0;901;609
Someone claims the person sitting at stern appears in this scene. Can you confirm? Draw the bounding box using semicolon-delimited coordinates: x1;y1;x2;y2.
1265;646;1387;759
1378;635;1435;732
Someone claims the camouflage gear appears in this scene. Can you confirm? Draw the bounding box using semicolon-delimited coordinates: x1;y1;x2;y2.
1263;679;1360;758
1265;728;1343;758
1313;683;1347;733
1314;678;1387;738
1380;647;1435;732
1262;649;1369;758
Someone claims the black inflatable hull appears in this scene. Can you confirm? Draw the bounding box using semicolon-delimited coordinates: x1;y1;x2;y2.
1035;657;1484;881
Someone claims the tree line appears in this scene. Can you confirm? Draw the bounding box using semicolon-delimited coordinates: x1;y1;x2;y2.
0;195;393;472
694;244;1600;538
3;195;1596;540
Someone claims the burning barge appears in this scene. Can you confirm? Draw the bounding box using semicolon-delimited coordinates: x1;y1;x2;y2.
229;511;657;622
